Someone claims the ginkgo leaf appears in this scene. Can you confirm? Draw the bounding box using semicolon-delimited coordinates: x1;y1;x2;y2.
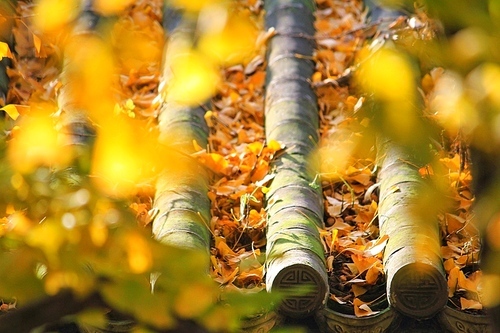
91;134;142;196
448;266;460;297
351;284;367;297
353;298;379;317
365;264;382;285
25;219;65;264
32;34;42;56
363;234;389;257
199;153;229;175
0;104;28;120
458;269;481;293
460;297;483;310
443;258;456;273
44;271;81;295
326;196;344;216
330;294;347;304
351;254;379;273
0;41;12;59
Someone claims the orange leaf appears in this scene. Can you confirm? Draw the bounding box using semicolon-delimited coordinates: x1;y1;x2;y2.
458;270;481;293
250;161;269;183
448;266;460;297
443;258;456;273
351;284;367;297
351;254;379;273
353;298;379;317
365;263;382;285
363;234;389;257
33;34;42;56
216;237;236;257
200;153;229;175
445;213;466;234
460;297;483;310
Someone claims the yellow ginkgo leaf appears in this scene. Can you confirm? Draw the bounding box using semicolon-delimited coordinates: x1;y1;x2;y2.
0;41;12;59
1;105;20;120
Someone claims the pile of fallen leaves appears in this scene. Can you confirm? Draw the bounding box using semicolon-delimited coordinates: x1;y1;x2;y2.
199;7;272;291
111;0;164;118
313;0;484;318
438;152;481;313
313;0;389;317
421;68;483;313
1;0;486;321
6;1;60;107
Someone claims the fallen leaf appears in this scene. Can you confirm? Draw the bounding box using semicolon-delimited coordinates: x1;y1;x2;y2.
363;234;389;257
460;297;482;310
32;34;42;56
0;41;13;59
351;284;367;297
448;266;460;297
458;270;481;293
351;254;379;273
353;298;379;317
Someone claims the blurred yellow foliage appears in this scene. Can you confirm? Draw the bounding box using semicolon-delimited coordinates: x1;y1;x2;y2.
33;0;80;32
89;220;108;247
198;11;258;65
430;70;478;136
356;46;421;142
112;17;164;72
91;125;144;197
94;0;135;15
174;283;215;318
357;46;415;101
477;63;500;107
125;231;152;274
7;109;72;173
61;35;115;120
166;49;220;105
44;270;87;295
169;0;223;12
25;219;65;265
